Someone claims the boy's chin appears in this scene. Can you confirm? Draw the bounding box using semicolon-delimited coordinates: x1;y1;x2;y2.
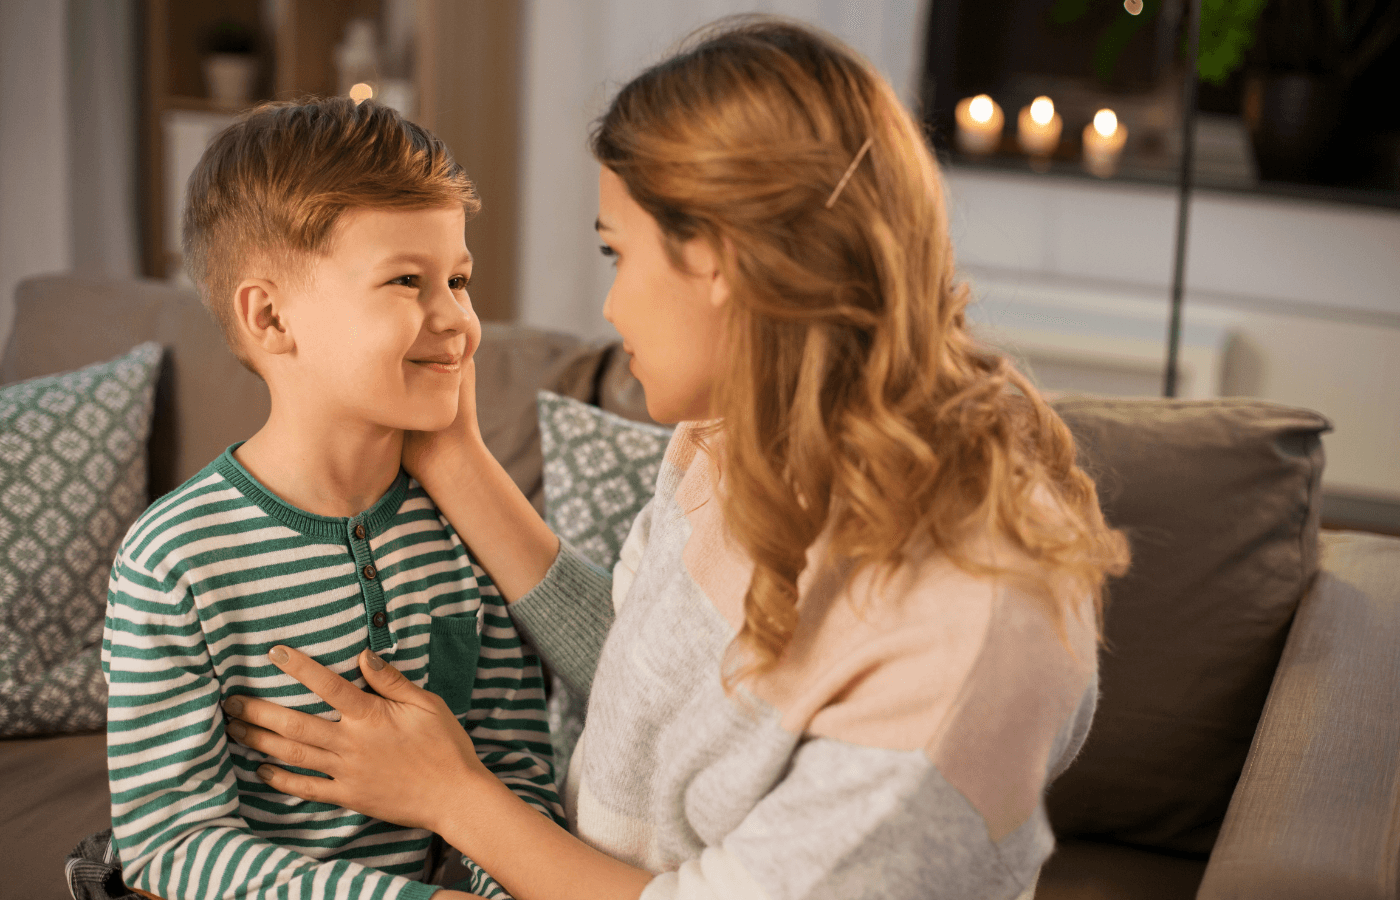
399;406;459;434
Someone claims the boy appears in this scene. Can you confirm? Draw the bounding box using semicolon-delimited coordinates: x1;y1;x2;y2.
101;98;559;900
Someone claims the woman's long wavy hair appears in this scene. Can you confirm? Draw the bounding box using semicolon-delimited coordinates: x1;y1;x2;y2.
591;17;1130;682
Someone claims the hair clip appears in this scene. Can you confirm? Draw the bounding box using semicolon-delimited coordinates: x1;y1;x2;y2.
824;137;874;209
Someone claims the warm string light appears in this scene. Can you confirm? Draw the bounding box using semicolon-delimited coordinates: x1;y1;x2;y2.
348;82;374;104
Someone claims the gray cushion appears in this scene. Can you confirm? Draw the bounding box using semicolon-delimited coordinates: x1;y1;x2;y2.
536;390;671;571
0;343;162;736
1046;398;1329;855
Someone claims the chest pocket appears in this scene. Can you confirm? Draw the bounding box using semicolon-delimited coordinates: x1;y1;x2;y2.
427;612;480;718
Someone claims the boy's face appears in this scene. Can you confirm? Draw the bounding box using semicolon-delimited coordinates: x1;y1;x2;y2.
277;205;478;433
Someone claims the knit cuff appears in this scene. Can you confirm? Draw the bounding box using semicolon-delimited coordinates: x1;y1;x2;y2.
509;541;615;700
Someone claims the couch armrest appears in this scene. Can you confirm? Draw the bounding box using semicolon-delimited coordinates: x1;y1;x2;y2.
1198;531;1400;900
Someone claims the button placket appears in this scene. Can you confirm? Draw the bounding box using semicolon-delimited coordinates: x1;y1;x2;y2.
347;516;391;651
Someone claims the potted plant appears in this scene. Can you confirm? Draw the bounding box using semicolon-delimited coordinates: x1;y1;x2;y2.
202;20;260;110
1243;0;1400;181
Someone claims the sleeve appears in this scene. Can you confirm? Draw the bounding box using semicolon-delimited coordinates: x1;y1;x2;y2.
102;547;438;900
639;737;1047;900
509;492;659;700
463;572;566;829
506;544;615;701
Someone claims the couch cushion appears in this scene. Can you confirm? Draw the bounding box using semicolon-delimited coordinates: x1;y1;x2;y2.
1045;398;1329;855
1036;837;1207;900
1;731;112;900
2;274;269;500
0;343;162;736
537;390;672;572
472;323;586;514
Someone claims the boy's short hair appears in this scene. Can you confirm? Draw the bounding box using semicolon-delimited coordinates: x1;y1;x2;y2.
182;97;479;374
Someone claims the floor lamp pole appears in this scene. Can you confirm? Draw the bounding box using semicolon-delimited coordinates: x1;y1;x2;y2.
1164;0;1201;398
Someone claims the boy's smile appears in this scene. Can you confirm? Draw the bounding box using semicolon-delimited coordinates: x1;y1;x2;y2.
276;204;479;436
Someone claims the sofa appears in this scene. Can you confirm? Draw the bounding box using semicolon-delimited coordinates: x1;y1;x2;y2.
2;273;1397;900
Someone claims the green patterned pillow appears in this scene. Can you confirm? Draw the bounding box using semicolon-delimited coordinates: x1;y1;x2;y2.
0;342;163;736
537;390;673;571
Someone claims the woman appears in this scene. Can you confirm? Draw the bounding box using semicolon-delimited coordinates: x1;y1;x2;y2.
228;16;1128;900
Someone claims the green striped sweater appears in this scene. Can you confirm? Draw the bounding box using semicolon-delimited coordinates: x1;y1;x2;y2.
102;445;561;900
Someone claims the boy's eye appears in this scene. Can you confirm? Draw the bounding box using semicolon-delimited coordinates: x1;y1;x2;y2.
599;244;617;265
449;274;471;291
389;274;419;288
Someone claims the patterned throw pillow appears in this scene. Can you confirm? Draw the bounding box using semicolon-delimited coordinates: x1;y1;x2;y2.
536;390;673;572
0;342;163;736
536;390;672;776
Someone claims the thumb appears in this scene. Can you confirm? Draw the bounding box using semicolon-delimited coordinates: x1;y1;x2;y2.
359;648;418;701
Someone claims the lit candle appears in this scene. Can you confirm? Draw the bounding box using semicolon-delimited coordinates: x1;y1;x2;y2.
954;94;1004;156
1082;108;1128;178
1017;96;1062;159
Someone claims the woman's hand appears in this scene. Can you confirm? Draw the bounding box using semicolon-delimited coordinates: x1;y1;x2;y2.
404;354;485;485
224;646;490;833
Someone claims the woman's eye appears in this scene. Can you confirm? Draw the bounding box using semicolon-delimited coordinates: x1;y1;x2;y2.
389;274;419;288
448;274;471;291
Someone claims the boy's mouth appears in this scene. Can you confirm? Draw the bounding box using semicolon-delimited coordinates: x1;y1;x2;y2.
409;354;462;373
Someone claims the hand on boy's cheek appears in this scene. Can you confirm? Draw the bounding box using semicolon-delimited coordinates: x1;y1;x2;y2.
402;356;480;479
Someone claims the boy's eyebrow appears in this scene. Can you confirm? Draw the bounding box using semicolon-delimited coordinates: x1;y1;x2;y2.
594;218;613;233
376;250;474;268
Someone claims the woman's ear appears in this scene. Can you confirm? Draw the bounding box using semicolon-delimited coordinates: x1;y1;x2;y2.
234;278;295;357
709;236;736;309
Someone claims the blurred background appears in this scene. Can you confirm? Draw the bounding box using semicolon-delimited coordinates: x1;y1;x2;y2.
0;0;1396;531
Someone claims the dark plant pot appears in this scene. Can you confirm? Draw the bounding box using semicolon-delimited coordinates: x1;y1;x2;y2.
1243;73;1344;183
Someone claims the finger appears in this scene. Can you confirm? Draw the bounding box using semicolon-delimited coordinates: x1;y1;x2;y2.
267;645;380;719
253;763;341;806
223;694;340;752
358;648;434;707
224;718;340;776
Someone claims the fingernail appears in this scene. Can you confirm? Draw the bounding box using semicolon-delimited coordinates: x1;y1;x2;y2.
257;765;275;782
366;650;386;671
227;720;246;741
223;696;244;716
269;646;289;664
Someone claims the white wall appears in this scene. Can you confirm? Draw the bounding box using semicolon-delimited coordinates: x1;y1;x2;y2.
515;0;924;341
943;166;1400;501
0;0;72;347
0;0;138;353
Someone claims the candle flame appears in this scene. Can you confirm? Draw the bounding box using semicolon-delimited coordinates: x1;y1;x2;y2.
1093;109;1118;138
969;95;995;125
349;82;374;104
1030;96;1055;126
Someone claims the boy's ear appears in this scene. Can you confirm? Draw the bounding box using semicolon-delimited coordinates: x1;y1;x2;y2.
234;278;294;356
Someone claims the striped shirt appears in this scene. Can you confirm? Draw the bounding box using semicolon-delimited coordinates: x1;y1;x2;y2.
103;444;561;900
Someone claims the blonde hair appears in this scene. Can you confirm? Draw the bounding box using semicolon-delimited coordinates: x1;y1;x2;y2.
182;97;479;374
591;17;1129;680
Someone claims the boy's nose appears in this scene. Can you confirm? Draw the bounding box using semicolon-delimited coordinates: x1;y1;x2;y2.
426;283;473;333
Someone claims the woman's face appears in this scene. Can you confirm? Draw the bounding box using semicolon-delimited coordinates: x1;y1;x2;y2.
596;166;729;424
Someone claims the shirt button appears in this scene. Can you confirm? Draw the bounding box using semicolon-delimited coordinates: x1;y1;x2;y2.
354;524;366;540
372;612;387;627
362;563;377;580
